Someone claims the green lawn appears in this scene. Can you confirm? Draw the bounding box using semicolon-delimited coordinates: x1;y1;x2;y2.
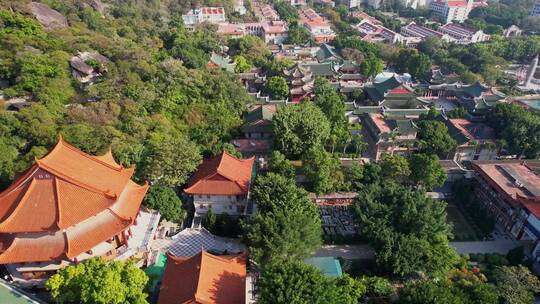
446;202;480;241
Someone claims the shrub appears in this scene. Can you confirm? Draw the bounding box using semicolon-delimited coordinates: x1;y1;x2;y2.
365;276;394;297
475;254;486;263
506;246;525;266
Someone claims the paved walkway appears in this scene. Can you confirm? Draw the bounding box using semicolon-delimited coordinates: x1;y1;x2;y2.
315;240;530;259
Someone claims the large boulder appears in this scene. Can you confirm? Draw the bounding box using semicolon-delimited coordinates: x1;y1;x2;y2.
70;51;110;84
85;0;105;14
27;2;68;29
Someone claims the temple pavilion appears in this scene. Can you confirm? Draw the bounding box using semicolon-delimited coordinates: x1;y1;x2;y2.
0;137;152;285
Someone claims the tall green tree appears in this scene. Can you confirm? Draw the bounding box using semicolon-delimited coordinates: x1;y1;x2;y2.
241;173;322;265
228;35;270;66
409;153;447;190
379;154;411;181
286;25;313;44
274;1;299;23
399;274;498;304
143;186;186;223
487;103;540;159
272;102;331;159
267;150;296;180
313;77;350;151
353;182;458;276
417;120;457;158
302;147;343;194
494;265;540;304
396;48;431;80
46;257;148;304
360;57;384;79
138;132;202;187
265;76;289;100
257;262;366;304
234;55;252;73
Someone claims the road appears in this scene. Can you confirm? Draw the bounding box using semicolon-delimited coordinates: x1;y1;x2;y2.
315;240;528;259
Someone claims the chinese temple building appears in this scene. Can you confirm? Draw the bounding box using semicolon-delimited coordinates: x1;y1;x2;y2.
157;250;247;304
0;137;152;285
185;152;255;217
284;64;314;102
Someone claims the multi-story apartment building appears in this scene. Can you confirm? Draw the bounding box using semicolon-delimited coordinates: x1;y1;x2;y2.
472;160;540;260
298;7;336;43
430;0;473;23
217;21;288;44
438;23;490;44
182;7;226;28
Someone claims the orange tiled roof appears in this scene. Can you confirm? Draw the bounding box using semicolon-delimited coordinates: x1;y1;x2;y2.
157;251;246;304
0;137;148;264
0;209;136;264
185;152;254;195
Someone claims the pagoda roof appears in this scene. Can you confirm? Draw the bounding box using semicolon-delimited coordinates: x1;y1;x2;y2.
438;116;494;145
0;138;148;264
184;152;255;195
315;43;343;63
157;251;246;304
302;62;339;77
241;105;277;134
365;75;404;102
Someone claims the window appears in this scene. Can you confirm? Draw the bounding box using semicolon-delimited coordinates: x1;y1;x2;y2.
229;205;233;210
199;204;206;209
206;195;211;199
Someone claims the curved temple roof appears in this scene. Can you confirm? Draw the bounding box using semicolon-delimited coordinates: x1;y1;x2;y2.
157;251;246;304
0;137;149;264
184;152;255;196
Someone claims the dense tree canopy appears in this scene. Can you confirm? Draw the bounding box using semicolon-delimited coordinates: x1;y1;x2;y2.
0;6;252;191
302;147;344;194
312;77;350;152
395;48;431;80
143;186;186;223
379;154;411;181
265;76;289;100
417;120;457;158
493;265;540;304
241;173;322;265
353;182;458;276
228;35;270;66
399;270;498;304
274;1;299;23
46;257;148;304
257;262;366;304
272;102;331;159
138;132;202;187
487;103;540;158
286;25;313;44
409;153;446;190
267;150;296;180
